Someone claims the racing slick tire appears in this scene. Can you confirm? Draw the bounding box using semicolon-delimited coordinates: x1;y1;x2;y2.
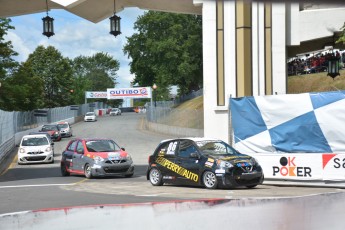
60;163;70;176
84;163;93;179
202;171;218;189
149;168;164;186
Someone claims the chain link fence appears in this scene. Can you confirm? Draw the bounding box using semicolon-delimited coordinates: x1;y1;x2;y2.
146;106;203;129
0;102;106;165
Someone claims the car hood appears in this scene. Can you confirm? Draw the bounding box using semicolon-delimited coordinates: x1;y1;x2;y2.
208;154;252;163
86;150;128;159
20;146;50;151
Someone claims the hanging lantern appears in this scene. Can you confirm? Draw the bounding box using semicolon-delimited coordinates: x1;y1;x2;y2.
42;0;54;38
109;14;121;37
327;56;340;79
42;15;54;38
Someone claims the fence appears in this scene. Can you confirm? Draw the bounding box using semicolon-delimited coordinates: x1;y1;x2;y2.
146;106;203;129
173;89;203;105
0;102;106;165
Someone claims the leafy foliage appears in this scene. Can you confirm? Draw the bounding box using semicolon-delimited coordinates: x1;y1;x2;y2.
123;11;203;98
0;61;44;111
0;18;18;80
26;45;73;108
70;52;121;106
336;22;345;45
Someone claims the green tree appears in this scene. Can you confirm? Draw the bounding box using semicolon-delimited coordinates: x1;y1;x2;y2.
123;11;203;97
0;61;44;111
71;52;120;104
26;45;73;108
337;22;345;44
0;18;18;81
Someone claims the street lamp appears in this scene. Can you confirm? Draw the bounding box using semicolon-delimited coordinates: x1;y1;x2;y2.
327;55;340;79
109;0;121;37
152;83;157;107
42;0;54;38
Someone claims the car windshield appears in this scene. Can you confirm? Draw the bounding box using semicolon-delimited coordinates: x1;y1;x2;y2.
42;125;58;131
85;140;121;152
57;124;68;128
195;140;239;156
86;112;95;116
22;137;49;146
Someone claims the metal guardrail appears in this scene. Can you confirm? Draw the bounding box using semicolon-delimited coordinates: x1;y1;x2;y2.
0;102;106;166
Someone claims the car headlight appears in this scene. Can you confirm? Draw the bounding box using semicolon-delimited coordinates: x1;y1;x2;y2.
93;156;104;164
45;147;52;152
55;131;59;135
126;154;132;161
19;148;26;153
217;160;233;168
250;157;259;166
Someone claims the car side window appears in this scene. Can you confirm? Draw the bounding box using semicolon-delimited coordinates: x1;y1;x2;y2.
67;141;78;151
76;141;84;154
155;141;178;156
178;140;198;158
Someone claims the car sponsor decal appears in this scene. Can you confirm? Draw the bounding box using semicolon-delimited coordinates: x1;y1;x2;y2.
215;169;225;174
205;158;215;168
221;155;251;161
167;142;178;155
156;157;199;182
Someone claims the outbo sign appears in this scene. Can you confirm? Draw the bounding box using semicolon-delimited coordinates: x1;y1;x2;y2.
107;87;152;99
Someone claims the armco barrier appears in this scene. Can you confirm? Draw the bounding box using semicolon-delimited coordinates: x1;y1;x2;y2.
1;193;345;230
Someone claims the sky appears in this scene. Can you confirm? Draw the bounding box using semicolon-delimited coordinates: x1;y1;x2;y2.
5;7;145;89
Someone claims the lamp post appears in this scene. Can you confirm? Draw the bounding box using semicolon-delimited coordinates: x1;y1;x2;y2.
152;83;157;107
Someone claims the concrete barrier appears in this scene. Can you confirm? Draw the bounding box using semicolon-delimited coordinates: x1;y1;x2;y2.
1;193;345;230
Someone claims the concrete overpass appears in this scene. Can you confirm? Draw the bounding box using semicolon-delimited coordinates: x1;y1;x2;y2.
1;0;345;142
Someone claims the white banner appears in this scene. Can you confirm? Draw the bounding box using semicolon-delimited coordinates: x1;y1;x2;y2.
107;87;152;99
249;153;345;181
85;91;107;99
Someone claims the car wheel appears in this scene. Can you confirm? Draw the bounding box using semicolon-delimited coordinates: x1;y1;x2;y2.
203;171;218;189
125;173;134;178
149;168;163;186
246;184;257;189
61;163;70;176
84;163;93;179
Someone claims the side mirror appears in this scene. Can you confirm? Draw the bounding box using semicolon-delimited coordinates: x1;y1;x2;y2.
121;147;125;151
190;152;200;159
51;143;54;146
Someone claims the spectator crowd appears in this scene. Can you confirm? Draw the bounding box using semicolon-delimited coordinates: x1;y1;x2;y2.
288;50;345;76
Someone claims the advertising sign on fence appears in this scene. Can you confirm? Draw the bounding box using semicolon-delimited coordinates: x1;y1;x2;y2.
107;87;152;99
85;91;107;99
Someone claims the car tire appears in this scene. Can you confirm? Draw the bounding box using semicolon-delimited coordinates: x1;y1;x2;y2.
125;173;134;178
202;171;218;189
149;168;163;186
84;163;93;179
61;163;70;176
246;184;257;189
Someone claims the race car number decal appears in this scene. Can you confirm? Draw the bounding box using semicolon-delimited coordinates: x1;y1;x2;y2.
156;157;199;182
167;141;178;155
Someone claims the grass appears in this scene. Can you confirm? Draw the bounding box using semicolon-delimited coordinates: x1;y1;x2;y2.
288;69;345;93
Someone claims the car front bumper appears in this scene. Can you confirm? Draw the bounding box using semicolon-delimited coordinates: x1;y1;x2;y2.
91;161;134;177
18;152;54;164
216;171;264;188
